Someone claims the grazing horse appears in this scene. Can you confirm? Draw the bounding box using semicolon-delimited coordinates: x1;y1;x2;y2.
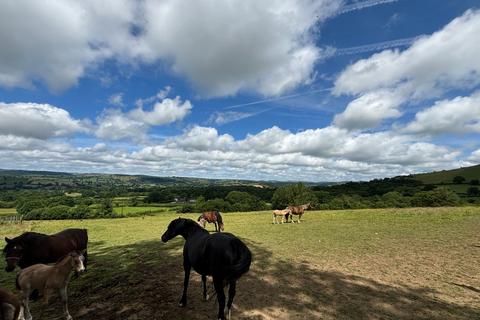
198;211;224;232
3;229;88;273
272;209;291;224
0;287;24;320
161;218;251;320
16;252;85;320
286;203;312;223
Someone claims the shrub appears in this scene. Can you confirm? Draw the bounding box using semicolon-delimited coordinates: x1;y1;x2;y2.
271;183;317;209
411;188;461;207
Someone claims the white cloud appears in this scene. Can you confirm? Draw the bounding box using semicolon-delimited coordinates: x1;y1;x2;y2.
333;90;404;130
96;96;192;141
468;149;480;162
0;1;342;96
108;93;124;107
0;102;87;139
135;86;172;108
135;0;341;96
403;91;480;135
95;109;147;141
334;9;480;98
130;97;191;126
0;0;136;91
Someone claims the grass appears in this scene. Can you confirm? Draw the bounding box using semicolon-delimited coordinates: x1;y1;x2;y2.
413;164;480;184
1;207;479;319
0;208;17;217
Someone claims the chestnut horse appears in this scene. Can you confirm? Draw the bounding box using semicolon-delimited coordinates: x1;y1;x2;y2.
3;229;88;272
197;211;224;232
162;218;251;320
286;203;312;223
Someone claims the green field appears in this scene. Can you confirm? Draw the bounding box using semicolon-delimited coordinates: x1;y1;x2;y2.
413;164;480;184
1;208;479;319
112;206;175;216
0;208;17;217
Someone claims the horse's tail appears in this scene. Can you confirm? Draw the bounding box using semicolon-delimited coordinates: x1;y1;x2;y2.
228;239;252;281
216;211;224;231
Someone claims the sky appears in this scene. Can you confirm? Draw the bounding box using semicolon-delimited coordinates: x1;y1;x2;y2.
0;0;480;182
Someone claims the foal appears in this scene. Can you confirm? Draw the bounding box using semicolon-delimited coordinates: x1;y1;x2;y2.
16;252;85;320
272;209;291;224
0;287;23;320
162;218;251;320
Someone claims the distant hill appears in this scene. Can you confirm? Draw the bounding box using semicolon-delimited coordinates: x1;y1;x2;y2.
0;168;335;190
410;164;480;184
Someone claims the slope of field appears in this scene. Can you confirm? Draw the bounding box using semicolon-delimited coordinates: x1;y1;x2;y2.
412;164;480;184
1;208;479;319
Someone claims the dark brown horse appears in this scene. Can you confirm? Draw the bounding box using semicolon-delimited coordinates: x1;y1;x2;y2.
3;228;88;272
198;211;224;232
286;203;312;223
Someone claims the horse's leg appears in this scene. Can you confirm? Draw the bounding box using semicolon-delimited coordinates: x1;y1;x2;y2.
59;286;72;320
202;275;209;301
213;277;226;320
84;250;88;272
39;288;51;320
179;259;191;307
272;214;275;224
22;289;33;320
226;280;236;320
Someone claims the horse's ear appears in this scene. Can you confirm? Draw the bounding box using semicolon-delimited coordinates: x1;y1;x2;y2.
5;237;11;243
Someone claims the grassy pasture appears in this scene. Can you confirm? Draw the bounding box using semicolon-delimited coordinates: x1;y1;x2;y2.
0;208;17;217
1;208;479;319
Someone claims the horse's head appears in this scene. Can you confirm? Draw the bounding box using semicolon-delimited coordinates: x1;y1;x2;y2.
3;237;23;272
69;252;85;273
162;218;193;242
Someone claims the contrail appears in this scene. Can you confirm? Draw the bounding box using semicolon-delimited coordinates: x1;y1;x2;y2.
336;0;399;16
335;36;422;56
224;88;332;110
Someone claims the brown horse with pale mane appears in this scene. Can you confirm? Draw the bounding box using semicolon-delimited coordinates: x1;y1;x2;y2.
286;203;312;223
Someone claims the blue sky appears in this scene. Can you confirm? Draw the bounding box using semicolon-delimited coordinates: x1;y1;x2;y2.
0;0;480;181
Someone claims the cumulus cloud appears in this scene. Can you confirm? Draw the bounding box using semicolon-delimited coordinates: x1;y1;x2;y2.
333;90;404;130
0;0;341;96
334;9;480;98
140;0;342;96
402;91;480;135
0;102;88;139
96;96;192;141
0;0;137;91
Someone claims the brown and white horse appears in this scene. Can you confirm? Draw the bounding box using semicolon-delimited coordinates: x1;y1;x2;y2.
272;209;291;224
198;211;224;232
286;203;312;223
16;252;85;320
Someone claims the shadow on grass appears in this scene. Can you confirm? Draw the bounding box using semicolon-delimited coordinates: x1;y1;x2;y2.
17;237;480;320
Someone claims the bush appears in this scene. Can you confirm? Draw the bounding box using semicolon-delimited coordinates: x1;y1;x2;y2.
453;176;466;184
24;205;72;220
467;186;480;197
271;183;317;209
470;179;479;186
177;204;194;213
411;188;461;207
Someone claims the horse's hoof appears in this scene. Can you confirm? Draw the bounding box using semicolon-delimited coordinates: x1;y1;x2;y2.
205;293;210;301
179;301;186;307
